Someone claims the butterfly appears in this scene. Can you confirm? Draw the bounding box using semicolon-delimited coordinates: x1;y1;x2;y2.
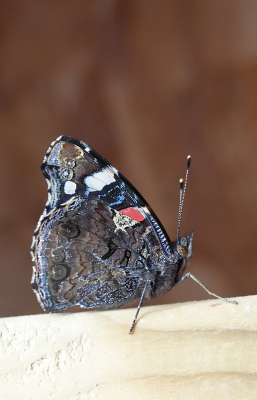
31;136;237;333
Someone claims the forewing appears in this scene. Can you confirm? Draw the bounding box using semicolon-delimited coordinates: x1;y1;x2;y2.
40;136;172;255
31;136;174;311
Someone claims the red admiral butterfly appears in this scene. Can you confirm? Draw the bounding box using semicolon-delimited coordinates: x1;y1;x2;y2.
31;136;237;333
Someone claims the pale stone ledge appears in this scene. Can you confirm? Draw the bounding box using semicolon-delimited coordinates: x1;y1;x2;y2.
1;295;257;399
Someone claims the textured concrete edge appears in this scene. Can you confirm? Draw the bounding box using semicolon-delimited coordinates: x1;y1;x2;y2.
0;295;257;399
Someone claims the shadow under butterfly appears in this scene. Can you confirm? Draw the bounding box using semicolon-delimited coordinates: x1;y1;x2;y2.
31;136;237;333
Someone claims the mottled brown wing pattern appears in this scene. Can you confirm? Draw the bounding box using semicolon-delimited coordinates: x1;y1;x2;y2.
33;197;163;311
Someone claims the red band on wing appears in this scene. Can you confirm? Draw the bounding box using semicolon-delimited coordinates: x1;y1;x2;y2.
118;207;145;222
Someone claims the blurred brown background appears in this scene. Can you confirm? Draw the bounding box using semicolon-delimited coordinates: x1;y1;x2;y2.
0;1;257;318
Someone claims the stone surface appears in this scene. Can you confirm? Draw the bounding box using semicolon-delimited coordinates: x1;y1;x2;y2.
1;295;257;399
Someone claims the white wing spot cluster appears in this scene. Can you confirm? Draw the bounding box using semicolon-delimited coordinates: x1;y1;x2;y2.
84;168;116;192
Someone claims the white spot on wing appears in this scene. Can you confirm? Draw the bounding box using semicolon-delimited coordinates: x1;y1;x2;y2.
108;164;119;175
64;181;77;194
84;168;116;192
45;192;51;206
35;219;42;232
46;179;51;190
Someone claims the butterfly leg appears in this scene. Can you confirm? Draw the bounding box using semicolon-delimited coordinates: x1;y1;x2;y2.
175;273;238;304
129;279;151;334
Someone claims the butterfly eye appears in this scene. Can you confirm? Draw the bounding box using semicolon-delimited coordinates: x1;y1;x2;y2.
177;245;188;257
58;222;80;239
51;264;69;281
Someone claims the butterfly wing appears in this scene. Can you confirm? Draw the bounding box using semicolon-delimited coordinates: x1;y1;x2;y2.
39;136;171;255
31;136;176;311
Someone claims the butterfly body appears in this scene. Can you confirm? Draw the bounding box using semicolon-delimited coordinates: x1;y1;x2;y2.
31;136;193;312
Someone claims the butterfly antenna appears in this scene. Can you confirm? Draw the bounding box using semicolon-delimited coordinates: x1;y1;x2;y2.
177;155;191;241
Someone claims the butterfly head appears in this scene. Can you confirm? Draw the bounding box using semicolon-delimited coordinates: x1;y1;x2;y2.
174;231;194;282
